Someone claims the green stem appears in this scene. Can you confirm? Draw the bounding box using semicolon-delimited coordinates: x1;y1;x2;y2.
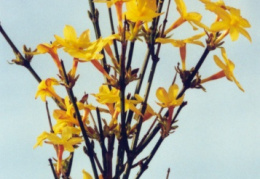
61;61;99;179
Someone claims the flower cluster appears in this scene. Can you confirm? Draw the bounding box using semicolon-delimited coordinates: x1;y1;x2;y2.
7;0;250;178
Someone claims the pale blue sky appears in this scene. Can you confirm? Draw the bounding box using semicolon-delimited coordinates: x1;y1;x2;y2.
0;0;260;179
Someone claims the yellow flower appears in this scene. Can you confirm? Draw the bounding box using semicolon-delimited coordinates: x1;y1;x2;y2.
54;25;105;61
213;48;244;91
134;94;157;121
175;0;202;22
82;170;93;179
124;0;162;23
28;42;62;70
156;32;205;48
165;0;204;34
203;2;251;42
93;85;120;104
53;96;96;133
93;85;142;126
35;78;63;103
156;84;184;108
33;126;82;152
94;0;130;31
156;33;205;70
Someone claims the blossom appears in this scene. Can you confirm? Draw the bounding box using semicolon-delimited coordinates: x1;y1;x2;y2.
83;170;93;179
53;96;96;133
54;25;105;61
156;84;184;137
165;0;204;34
35;78;63;103
156;32;205;48
214;48;244;91
93;85;142;126
94;0;130;31
156;33;205;70
156;84;184;108
201;48;244;91
33;126;82;152
134;94;157;121
202;1;251;42
124;0;162;23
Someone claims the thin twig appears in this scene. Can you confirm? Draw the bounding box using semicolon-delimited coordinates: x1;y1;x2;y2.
136;101;187;155
48;158;59;179
96;108;107;176
177;47;210;99
61;61;99;179
45;101;54;133
0;24;42;83
108;7;119;62
166;168;170;179
115;18;130;178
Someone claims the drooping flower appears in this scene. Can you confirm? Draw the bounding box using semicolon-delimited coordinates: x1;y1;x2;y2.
54;25;105;61
156;33;205;70
201;48;244;91
164;0;205;34
156;32;205;48
27;42;62;70
35;78;63;104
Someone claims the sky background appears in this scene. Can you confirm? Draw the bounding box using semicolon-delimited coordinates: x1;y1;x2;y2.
0;0;260;178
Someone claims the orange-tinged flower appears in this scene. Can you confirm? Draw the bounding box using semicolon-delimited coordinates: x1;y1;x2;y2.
156;84;184;108
134;94;157;121
54;25;104;61
165;0;204;34
214;48;244;91
27;42;62;70
201;48;244;91
35;78;63;103
156;33;205;70
94;0;131;31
